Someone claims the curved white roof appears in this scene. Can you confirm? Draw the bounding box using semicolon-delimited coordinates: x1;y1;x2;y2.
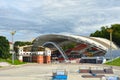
34;34;119;51
90;37;118;49
63;34;118;50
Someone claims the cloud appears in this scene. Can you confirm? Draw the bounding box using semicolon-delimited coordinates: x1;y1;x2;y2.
0;0;120;41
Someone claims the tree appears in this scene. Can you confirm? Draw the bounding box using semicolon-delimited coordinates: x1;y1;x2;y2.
111;24;120;46
14;41;32;53
90;24;120;47
62;42;77;51
0;36;10;59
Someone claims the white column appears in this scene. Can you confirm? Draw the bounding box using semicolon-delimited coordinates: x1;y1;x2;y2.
19;56;23;62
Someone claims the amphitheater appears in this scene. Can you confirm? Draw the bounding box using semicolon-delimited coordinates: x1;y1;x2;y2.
32;34;119;62
1;34;120;80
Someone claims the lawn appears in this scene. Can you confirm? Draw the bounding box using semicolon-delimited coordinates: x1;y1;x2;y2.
105;57;120;66
0;58;26;65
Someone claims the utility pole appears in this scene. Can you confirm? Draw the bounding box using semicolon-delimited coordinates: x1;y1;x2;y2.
107;28;113;60
10;31;16;64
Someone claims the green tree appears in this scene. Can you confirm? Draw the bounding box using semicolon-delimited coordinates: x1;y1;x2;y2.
0;36;10;59
111;24;120;46
90;24;120;47
62;42;77;51
14;41;32;53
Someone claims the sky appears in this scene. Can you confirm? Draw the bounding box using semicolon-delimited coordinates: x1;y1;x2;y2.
0;0;120;42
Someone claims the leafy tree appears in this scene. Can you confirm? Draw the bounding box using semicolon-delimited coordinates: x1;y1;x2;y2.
111;24;120;46
62;42;77;51
14;41;32;53
90;24;120;47
14;41;32;47
0;36;10;59
90;26;109;38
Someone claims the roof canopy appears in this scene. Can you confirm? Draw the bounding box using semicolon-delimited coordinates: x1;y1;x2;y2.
33;34;119;51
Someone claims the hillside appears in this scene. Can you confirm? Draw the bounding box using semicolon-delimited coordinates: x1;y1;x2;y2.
105;57;120;66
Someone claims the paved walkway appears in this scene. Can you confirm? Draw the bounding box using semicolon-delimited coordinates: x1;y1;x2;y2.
0;62;11;67
0;63;120;80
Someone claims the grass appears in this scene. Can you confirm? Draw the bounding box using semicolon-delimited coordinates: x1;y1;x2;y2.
0;58;26;65
105;57;120;66
7;59;26;65
0;58;7;62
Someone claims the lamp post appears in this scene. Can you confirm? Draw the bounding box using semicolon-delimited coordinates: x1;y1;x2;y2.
10;31;16;64
107;28;113;60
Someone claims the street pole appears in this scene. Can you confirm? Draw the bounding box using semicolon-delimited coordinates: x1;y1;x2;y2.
10;31;16;64
107;29;113;60
110;30;112;60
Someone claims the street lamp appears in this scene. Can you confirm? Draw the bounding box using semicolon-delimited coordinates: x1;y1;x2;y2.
107;28;113;60
10;31;16;64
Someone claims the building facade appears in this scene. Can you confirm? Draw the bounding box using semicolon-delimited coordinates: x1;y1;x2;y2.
18;45;51;63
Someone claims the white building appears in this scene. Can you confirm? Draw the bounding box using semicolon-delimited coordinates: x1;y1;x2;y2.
18;45;51;63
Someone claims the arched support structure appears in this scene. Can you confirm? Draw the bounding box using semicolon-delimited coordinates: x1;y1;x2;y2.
33;34;119;60
42;42;69;62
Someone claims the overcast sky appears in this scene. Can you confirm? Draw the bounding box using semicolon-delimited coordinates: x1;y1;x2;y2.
0;0;120;42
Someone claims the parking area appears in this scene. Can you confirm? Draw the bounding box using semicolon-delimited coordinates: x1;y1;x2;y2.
0;63;120;80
